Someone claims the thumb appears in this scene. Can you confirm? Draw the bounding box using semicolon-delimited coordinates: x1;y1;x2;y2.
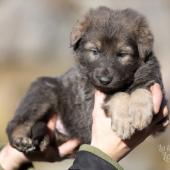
150;83;163;114
58;139;80;157
92;90;106;119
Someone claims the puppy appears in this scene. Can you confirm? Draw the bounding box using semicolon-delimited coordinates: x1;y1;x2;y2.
7;7;164;155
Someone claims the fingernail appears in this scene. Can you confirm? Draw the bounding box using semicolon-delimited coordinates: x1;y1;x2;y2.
150;85;153;91
154;83;160;88
163;106;169;117
163;120;169;127
95;90;102;97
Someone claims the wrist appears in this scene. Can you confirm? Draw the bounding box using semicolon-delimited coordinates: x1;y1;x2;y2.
91;139;130;162
108;142;131;161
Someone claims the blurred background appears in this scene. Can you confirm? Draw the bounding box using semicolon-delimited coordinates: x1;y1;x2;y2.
0;0;170;169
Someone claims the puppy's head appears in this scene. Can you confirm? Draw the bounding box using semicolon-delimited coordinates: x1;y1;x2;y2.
70;7;153;93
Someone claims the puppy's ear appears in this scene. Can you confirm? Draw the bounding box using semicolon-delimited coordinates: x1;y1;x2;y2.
136;18;154;60
70;17;90;50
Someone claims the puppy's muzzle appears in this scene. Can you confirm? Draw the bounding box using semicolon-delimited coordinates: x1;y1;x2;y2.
93;68;113;86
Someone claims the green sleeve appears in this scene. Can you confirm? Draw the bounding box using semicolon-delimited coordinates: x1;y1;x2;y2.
0;165;4;170
79;144;124;170
0;144;3;151
0;144;4;170
0;164;4;170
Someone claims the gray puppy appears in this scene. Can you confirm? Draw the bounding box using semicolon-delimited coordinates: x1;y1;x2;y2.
7;7;164;156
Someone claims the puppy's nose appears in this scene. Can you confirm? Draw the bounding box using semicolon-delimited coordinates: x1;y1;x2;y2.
99;76;112;85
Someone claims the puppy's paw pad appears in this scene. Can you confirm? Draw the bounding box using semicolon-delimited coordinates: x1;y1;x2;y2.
12;136;35;153
129;89;153;130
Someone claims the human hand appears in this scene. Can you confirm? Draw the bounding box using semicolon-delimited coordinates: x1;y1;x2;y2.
0;143;30;170
26;113;80;162
0;114;80;169
91;83;169;161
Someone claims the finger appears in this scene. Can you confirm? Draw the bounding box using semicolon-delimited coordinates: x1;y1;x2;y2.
152;106;169;125
150;83;163;114
162;119;170;127
153;119;169;133
47;113;57;131
157;116;169;125
94;90;105;110
92;90;106;118
58;139;80;157
160;96;168;114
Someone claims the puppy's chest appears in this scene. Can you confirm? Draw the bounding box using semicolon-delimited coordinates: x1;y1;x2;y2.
58;73;95;139
61;83;95;123
55;85;95;140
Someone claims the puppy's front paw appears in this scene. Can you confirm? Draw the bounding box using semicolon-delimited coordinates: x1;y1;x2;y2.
31;122;50;152
111;117;135;140
7;122;37;153
105;92;135;139
129;89;153;130
12;136;35;153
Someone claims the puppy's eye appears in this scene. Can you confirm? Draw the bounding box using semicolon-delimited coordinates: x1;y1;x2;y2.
117;52;129;58
90;48;100;55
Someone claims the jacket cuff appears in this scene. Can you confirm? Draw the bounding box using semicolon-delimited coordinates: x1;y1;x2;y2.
79;144;124;170
0;144;4;170
0;144;3;151
0;165;4;170
0;164;4;170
